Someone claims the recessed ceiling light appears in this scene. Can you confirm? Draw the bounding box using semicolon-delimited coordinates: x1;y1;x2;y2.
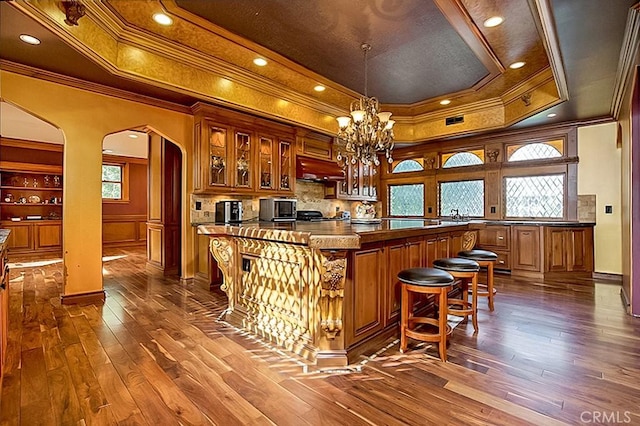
153;13;173;26
509;61;526;69
483;16;504;28
253;58;268;66
128;133;139;139
440;99;451;105
314;85;326;92
19;34;40;45
103;149;113;153
547;113;557;118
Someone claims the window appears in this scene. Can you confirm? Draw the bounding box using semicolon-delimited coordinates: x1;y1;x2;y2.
102;164;123;199
392;159;423;173
442;150;484;168
389;183;424;216
505;175;564;218
439;180;484;217
507;141;562;162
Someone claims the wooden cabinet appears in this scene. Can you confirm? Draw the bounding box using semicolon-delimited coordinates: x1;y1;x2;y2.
346;243;385;346
296;131;333;160
476;225;511;270
544;226;594;274
336;161;378;201
0;220;62;256
1;236;9;384
193;103;295;195
511;226;542;272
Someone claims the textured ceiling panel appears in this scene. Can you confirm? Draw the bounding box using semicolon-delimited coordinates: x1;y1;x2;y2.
174;0;488;103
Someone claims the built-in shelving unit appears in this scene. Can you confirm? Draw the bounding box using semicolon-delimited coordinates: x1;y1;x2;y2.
0;138;64;256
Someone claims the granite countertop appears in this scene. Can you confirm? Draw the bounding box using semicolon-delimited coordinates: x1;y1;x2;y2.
198;219;469;249
470;220;595;227
0;228;10;249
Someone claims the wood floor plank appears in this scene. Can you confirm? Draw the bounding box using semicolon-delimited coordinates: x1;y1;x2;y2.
3;248;640;426
46;366;84;425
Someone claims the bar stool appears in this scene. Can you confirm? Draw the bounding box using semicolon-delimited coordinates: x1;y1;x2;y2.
433;258;480;334
457;249;498;311
397;267;455;361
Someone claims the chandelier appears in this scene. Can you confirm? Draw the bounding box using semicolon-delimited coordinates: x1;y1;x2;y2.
336;43;395;167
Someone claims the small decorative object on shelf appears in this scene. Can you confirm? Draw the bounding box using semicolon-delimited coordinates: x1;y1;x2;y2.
3;193;13;203
352;201;381;224
354;201;376;219
44;175;51;187
53;176;61;187
23;178;29;187
33;178;39;187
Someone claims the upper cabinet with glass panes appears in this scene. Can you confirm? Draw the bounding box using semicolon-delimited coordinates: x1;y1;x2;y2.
192;103;296;195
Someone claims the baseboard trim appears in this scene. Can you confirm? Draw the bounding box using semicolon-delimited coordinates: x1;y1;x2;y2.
592;272;622;282
61;290;106;305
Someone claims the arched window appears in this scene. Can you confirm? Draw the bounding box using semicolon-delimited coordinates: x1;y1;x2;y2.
508;142;562;162
392;159;423;173
442;152;483;168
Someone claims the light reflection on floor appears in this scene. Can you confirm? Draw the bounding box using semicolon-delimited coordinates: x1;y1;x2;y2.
9;254;128;274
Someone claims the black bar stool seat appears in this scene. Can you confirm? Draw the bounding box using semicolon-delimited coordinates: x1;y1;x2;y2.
433;257;480;333
397;267;454;361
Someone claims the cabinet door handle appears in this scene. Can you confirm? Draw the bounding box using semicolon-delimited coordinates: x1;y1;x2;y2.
499;260;505;264
498;236;504;240
522;232;530;235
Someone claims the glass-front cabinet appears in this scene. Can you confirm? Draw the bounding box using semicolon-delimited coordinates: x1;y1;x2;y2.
193;103;296;195
278;140;293;192
336;160;378;202
234;132;252;189
208;126;227;187
259;136;274;190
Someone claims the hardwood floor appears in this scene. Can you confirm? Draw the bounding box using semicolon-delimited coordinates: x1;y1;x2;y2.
1;247;639;425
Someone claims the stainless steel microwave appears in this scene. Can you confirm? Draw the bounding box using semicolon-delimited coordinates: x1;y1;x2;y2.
259;198;297;222
215;200;242;223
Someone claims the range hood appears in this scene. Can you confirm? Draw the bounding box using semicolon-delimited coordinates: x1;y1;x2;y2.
296;156;345;182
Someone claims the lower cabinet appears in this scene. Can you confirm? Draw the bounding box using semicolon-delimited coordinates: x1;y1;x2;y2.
346;229;463;348
511;226;542;272
346;243;386;346
0;220;62;256
476;225;511;270
1;240;9;383
195;233;223;288
544;226;594;273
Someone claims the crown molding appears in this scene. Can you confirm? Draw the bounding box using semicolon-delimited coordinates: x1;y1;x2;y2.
0;60;192;114
611;3;640;119
529;0;570;102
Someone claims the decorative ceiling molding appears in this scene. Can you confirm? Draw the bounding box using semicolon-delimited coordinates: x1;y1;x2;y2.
529;0;570;102
7;0;566;142
611;3;640;119
0;60;192;114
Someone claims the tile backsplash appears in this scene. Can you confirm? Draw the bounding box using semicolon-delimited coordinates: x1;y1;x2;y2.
577;194;596;222
190;180;381;224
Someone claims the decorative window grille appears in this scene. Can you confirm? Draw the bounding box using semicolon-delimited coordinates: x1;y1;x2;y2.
392;159;423;173
439;180;484;217
508;142;562;162
389;184;424;216
442;151;484;168
505;175;564;218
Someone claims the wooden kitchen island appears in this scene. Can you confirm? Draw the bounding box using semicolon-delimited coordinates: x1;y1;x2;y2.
198;219;469;367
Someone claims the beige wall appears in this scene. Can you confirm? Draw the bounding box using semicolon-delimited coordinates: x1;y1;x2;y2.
0;71;195;297
577;122;622;275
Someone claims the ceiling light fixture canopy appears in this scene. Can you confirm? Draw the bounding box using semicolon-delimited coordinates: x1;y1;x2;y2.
336;43;395;167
